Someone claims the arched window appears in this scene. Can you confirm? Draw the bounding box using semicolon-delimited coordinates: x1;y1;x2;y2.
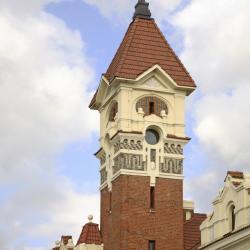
229;204;236;231
136;96;168;117
109;102;118;121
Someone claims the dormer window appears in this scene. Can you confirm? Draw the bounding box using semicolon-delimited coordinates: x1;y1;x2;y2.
109;102;118;122
136;96;168;117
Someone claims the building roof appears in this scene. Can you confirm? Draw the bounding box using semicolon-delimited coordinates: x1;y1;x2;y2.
89;1;196;109
76;222;102;246
184;213;207;250
225;171;244;181
104;17;196;88
61;236;72;245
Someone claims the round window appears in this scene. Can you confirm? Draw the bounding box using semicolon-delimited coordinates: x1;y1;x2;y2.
145;129;160;145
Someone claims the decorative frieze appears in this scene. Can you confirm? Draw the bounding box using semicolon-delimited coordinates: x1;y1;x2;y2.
113;153;146;174
100;168;107;184
114;139;143;153
164;143;183;155
160;158;183;175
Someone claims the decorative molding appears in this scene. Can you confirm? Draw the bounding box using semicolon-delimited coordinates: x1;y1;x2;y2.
143;77;162;89
114;139;143;153
164;143;183;155
113;153;146;174
100;168;107;184
100;152;106;165
160;158;183;175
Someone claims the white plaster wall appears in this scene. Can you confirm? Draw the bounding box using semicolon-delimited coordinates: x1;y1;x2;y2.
74;243;103;250
200;175;250;248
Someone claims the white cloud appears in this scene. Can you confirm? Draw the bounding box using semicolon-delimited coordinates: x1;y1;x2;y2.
0;6;99;181
0;1;99;249
173;0;250;211
174;0;250;93
0;0;60;15
82;0;182;24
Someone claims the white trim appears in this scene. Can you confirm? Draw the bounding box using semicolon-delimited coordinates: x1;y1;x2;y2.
159;173;184;180
200;226;250;250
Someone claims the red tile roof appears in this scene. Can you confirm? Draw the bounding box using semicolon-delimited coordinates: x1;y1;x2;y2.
228;171;244;179
105;17;196;88
225;171;244;181
77;222;102;246
184;213;207;250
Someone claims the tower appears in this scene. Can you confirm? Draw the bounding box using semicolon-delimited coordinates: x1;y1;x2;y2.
89;1;196;249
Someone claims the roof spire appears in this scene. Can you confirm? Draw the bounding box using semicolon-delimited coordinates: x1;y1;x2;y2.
133;0;152;20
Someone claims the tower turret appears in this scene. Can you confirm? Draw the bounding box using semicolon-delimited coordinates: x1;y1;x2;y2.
90;1;196;249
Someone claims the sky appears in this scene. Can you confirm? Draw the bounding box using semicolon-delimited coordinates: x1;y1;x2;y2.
0;0;250;249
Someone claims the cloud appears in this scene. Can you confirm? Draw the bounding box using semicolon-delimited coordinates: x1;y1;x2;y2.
173;0;250;211
82;0;182;24
174;0;250;93
0;1;99;249
0;5;99;180
0;0;60;15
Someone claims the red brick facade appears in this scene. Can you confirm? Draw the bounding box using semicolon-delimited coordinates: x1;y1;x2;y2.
101;175;184;250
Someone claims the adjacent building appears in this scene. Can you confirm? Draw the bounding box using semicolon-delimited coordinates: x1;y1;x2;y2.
52;216;103;250
200;172;250;250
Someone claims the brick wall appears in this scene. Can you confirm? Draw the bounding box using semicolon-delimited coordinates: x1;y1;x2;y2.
101;175;184;250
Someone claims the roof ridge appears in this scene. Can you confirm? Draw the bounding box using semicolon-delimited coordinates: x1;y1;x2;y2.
117;19;139;76
152;19;195;85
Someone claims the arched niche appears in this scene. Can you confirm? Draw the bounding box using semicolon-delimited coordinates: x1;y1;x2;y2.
227;202;236;232
108;101;118;122
136;96;168;117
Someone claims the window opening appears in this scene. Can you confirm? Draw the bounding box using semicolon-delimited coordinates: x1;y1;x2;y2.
150;187;155;210
231;205;235;231
136;96;168;117
149;102;155;114
145;129;160;145
150;149;156;162
109;191;112;212
149;240;156;250
109;102;118;121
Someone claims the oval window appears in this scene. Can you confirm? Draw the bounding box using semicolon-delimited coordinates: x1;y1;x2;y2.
145;129;160;145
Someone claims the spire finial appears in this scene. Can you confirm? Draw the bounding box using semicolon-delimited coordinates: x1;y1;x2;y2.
88;214;93;223
133;0;152;20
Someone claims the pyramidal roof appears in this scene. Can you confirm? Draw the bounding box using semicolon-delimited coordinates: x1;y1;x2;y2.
104;1;196;88
76;222;102;246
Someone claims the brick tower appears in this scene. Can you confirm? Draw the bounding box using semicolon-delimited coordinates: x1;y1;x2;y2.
89;1;196;249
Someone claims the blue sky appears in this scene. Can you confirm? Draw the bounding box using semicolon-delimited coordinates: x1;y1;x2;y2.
0;0;250;249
